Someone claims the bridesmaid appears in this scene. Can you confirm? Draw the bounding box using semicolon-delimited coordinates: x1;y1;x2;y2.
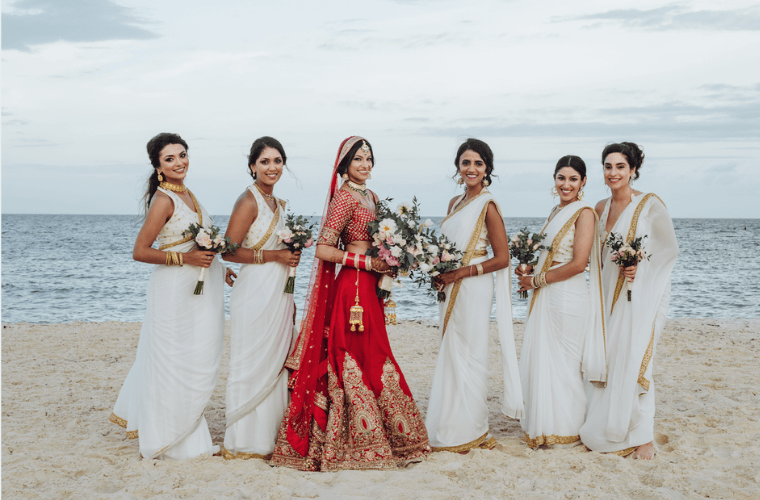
516;155;606;449
580;142;678;459
221;136;301;460
110;133;233;459
425;138;524;453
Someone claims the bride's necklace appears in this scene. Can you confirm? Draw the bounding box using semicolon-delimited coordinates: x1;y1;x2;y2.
254;182;275;201
346;180;368;196
160;182;188;193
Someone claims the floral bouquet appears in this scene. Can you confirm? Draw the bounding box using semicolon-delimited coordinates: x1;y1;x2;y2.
411;231;463;302
183;223;239;295
509;227;550;298
606;233;650;301
278;213;316;294
367;198;426;300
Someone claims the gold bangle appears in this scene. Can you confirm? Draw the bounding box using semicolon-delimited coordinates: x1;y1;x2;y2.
165;251;170;266
178;252;183;267
476;263;484;276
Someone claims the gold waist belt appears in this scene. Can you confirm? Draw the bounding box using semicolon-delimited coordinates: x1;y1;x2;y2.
472;249;488;258
158;235;193;251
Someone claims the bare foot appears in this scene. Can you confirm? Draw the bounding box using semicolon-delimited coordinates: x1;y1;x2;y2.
632;441;655;460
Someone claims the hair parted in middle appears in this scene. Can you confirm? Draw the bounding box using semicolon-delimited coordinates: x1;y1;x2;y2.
453;138;495;185
554;155;587;179
247;136;287;180
336;138;374;177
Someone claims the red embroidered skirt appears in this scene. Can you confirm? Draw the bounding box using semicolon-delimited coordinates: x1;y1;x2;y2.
272;267;431;471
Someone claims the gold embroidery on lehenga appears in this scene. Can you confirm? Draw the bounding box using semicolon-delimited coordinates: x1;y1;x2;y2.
523;433;580;448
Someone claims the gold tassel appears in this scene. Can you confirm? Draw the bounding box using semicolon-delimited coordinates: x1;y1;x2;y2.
349;269;364;332
384;293;397;325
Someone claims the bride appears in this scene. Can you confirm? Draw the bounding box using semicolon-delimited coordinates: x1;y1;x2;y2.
110;133;233;459
516;155;606;449
425;138;524;452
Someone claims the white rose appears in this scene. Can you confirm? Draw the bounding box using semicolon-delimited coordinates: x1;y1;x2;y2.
379;218;397;235
419;262;431;273
427;245;439;256
390;246;403;258
424;219;434;228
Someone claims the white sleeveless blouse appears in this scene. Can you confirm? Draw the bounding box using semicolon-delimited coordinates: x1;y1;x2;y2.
242;185;287;250
154;187;212;251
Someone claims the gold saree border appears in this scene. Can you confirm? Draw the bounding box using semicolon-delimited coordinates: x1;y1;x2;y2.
637;324;656;391
441;189;490;226
441;201;490;336
610;193;660;314
612;446;636;457
432;431;489;453
158;190;203;251
523;433;580;449
221;445;273;461
251;198;286;251
528;207;587;315
109;412;138;439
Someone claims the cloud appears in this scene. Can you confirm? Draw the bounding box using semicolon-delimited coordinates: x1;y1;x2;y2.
2;0;158;52
557;4;760;31
318;32;466;51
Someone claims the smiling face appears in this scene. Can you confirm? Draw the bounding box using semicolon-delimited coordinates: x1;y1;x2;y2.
458;149;487;188
157;143;189;184
250;146;284;187
346;146;373;184
554;166;586;205
603;152;635;191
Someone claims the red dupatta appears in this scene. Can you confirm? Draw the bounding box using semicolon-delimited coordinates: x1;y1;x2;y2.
283;136;366;456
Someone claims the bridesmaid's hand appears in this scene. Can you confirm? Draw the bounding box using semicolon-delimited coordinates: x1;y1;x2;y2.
225;267;237;286
184;250;217;268
515;264;534;276
518;275;535;293
433;268;462;290
273;249;301;267
622;264;637;282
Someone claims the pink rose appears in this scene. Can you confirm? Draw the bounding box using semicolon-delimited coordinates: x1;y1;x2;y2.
386;256;400;267
305;238;314;248
294;242;300;248
441;251;453;262
284;238;292;244
196;233;212;248
278;228;293;242
527;239;533;245
432;256;440;265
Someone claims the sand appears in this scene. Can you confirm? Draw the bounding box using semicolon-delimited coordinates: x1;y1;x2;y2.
2;318;759;499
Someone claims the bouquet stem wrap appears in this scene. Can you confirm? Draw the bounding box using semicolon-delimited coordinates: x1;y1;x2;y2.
285;266;297;294
194;267;207;295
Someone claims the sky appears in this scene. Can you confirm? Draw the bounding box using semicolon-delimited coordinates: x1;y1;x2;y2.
2;0;759;218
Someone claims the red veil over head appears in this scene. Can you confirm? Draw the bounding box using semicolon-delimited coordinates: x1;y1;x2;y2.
283;136;366;456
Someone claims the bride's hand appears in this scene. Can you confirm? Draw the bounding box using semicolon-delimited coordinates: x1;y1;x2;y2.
517;275;535;293
622;264;637;281
273;249;302;267
183;250;217;268
225;267;237;286
370;257;392;274
515;264;533;276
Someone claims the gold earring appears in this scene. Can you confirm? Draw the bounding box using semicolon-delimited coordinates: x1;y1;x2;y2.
577;188;585;200
157;171;163;182
457;177;464;185
482;179;490;187
342;173;349;180
628;178;634;186
551;187;558;198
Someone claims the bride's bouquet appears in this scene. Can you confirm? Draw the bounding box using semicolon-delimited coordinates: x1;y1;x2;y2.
277;213;316;294
411;230;463;302
367;198;426;300
606;233;650;301
183;223;239;295
509;227;550;298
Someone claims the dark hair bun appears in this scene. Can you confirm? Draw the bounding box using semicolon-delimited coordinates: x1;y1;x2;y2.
601;142;644;180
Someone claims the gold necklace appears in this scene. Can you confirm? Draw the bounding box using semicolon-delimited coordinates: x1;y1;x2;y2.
346;180;368;196
254;182;275;201
160;182;188;193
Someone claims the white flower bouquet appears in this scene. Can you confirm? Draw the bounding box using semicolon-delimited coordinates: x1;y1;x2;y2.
183;223;239;295
411;229;463;302
509;227;550;298
606;232;650;301
277;212;316;294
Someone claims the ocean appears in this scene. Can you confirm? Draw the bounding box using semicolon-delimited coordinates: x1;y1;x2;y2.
1;215;758;324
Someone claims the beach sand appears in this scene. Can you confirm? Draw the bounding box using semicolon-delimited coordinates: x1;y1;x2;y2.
2;318;759;499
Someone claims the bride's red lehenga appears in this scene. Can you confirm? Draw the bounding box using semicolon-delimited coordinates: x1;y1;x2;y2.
271;136;431;471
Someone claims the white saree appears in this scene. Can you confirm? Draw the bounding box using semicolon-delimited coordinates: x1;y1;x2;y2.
425;190;524;451
111;188;225;459
223;186;294;459
519;200;606;448
580;193;678;454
